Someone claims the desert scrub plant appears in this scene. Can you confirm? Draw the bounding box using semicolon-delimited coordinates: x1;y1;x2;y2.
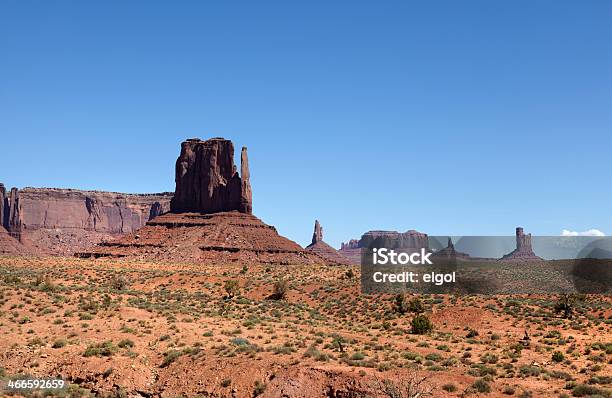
571;384;611;397
110;275;128;291
253;380;266;396
411;314;433;334
224;280;240;299
83;341;118;357
394;293;409;314
442;383;457;392
270;278;288;300
554;294;586;319
472;378;491;394
118;339;135;349
160;349;184;367
372;373;435;398
52;339;68;349
552;350;565;362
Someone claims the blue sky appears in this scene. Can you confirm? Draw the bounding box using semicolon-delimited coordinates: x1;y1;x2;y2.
1;1;611;248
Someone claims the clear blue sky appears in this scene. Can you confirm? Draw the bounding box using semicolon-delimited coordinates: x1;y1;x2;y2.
1;1;611;248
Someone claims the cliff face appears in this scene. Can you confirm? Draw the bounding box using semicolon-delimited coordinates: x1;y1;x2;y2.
0;184;173;255
12;188;173;233
170;138;252;214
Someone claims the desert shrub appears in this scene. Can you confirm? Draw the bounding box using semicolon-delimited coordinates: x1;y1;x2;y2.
221;379;231;387
52;339;67;348
518;390;533;398
571;384;611;397
554;294;586;319
472;379;491;393
503;386;516;395
271;278;288;300
411;314;433;335
442;383;457;392
224;280;240;299
160;350;183;367
481;352;499;364
118;339;135;348
552;351;565;362
408;298;425;313
519;365;542;377
394;294;409;314
83;341;118;357
110;275;128;291
253;380;266;396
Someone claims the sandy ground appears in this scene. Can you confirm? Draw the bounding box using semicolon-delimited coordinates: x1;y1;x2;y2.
0;256;609;397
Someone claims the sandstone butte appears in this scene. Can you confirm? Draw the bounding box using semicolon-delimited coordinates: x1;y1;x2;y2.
304;220;351;265
77;137;328;265
339;229;429;265
500;227;543;261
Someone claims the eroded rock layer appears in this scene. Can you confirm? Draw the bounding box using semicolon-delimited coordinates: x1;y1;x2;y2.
77;212;324;265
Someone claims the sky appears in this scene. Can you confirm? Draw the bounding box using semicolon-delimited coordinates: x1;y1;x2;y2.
1;1;611;248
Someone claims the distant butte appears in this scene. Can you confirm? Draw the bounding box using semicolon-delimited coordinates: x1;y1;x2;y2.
500;227;542;261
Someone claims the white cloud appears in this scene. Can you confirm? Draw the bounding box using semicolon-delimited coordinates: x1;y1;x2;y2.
561;229;606;237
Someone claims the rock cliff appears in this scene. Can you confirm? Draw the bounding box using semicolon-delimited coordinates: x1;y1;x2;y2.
0;184;173;255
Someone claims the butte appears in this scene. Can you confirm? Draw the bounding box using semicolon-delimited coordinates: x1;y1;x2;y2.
78;138;326;265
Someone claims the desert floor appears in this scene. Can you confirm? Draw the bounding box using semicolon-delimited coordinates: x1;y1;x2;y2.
0;256;610;397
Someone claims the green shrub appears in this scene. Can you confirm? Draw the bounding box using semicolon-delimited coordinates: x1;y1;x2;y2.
552;351;565;362
411;314;433;334
83;341;118;357
224;280;240;298
472;379;491;393
571;384;611;397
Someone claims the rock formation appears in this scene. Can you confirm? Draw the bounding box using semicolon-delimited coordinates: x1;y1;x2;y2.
0;184;172;255
0;183;5;231
170;138;252;214
79;138;327;265
359;230;429;251
339;230;429;265
7;188;21;240
500;227;542;261
432;237;470;259
312;220;323;244
305;220;351;265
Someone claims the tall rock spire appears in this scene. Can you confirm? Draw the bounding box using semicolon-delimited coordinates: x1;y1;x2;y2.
240;147;253;214
0;183;5;229
312;220;323;245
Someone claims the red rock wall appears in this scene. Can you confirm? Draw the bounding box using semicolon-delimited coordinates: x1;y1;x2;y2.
13;188;173;234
